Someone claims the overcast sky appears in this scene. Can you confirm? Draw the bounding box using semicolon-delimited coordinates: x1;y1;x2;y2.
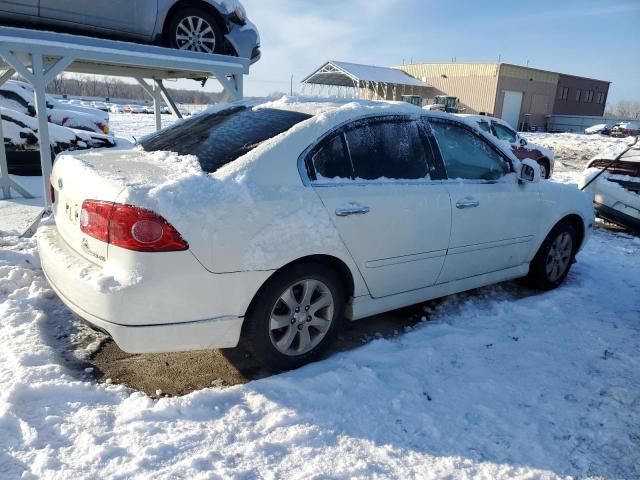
208;0;639;105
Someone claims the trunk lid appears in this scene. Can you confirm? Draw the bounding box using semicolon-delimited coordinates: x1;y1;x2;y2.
50;149;181;264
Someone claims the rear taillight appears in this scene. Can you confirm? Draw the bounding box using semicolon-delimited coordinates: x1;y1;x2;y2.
80;200;188;252
80;200;112;243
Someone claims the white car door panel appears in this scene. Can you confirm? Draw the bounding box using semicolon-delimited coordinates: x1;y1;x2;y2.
316;184;451;297
306;117;452;298
39;0;158;36
440;180;540;282
429;119;541;283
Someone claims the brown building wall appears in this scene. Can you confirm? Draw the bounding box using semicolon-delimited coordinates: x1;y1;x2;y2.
552;74;609;116
494;73;558;128
397;63;499;114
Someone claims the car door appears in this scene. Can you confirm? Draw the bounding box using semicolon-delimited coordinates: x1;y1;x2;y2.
306;116;452;298
39;0;157;37
428;118;541;283
0;0;37;17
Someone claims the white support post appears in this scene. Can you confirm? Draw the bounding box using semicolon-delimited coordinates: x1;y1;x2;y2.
32;54;54;207
135;78;163;132
156;80;183;120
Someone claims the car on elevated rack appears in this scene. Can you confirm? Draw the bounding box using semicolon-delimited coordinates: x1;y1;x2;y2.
38;99;594;372
579;145;640;232
459;114;556;179
0;0;260;63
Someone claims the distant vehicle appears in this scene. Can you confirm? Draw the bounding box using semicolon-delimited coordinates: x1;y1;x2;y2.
123;105;145;114
425;96;464;114
1;107;116;175
610;121;640;138
460;115;555;179
110;105;125;114
39;99;594;371
579;146;640;231
91;101;110;112
0;0;260;63
585;123;615;135
0;80;110;134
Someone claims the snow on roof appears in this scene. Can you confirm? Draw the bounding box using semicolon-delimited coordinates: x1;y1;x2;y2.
302;61;431;88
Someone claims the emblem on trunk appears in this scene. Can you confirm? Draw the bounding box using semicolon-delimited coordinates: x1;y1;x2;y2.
57;178;63;190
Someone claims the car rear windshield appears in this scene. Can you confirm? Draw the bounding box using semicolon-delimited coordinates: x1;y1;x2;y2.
140;106;312;173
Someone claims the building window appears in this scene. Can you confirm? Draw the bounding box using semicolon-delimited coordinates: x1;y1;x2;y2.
597;92;606;105
558;86;569;101
575;89;582;102
584;90;594;103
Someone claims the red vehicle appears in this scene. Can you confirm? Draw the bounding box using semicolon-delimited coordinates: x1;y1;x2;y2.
460;115;555;179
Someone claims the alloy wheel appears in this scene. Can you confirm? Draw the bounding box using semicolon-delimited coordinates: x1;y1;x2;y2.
175;16;216;53
545;232;573;282
269;279;335;356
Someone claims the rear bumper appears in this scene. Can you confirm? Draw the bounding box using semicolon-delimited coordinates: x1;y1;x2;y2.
38;223;272;353
595;202;640;231
44;268;243;353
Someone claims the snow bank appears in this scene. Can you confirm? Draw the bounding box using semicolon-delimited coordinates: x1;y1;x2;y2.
1;229;639;478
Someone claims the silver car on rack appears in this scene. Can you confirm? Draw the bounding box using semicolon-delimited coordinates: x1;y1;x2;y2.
0;0;260;62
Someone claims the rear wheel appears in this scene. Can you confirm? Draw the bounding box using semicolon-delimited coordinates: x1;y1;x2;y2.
242;263;346;372
526;222;577;290
165;7;224;54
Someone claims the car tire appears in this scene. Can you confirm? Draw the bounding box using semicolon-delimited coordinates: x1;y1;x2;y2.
165;7;225;55
525;222;577;290
538;158;550;179
242;262;346;372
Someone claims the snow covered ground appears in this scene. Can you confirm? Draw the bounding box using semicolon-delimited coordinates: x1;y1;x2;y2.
1;115;639;479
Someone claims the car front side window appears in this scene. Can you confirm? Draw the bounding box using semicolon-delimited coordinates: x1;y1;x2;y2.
430;120;510;181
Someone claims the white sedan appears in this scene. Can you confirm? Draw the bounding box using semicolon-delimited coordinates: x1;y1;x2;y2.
39;99;594;371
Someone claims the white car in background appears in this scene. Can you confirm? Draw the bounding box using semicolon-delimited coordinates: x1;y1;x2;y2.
39;99;594;371
459;114;556;179
579;145;640;231
0;80;110;134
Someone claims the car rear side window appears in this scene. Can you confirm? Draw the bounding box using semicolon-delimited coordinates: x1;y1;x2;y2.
492;122;518;143
430;120;510;181
312;134;352;180
344;120;430;180
140;106;312;173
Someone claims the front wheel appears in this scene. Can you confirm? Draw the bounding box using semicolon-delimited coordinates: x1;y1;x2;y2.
537;159;550;179
242;263;346;372
165;7;224;55
526;222;577;290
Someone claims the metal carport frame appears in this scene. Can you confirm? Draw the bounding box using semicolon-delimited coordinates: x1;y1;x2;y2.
0;26;248;210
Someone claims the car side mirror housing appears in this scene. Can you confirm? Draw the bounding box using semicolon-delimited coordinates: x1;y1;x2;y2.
519;137;528;147
519;159;541;184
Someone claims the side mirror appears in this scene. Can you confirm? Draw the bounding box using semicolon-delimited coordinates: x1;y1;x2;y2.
519;137;528;147
519;159;541;184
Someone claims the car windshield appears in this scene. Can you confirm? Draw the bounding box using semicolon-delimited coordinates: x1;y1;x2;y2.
140;106;312;173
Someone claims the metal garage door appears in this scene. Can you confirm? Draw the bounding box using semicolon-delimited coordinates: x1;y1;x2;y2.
501;91;523;129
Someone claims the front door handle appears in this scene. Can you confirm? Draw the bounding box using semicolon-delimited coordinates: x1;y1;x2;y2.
456;199;480;209
335;204;370;217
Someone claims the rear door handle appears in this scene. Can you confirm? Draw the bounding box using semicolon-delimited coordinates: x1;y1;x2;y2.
335;204;370;217
456;199;480;209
